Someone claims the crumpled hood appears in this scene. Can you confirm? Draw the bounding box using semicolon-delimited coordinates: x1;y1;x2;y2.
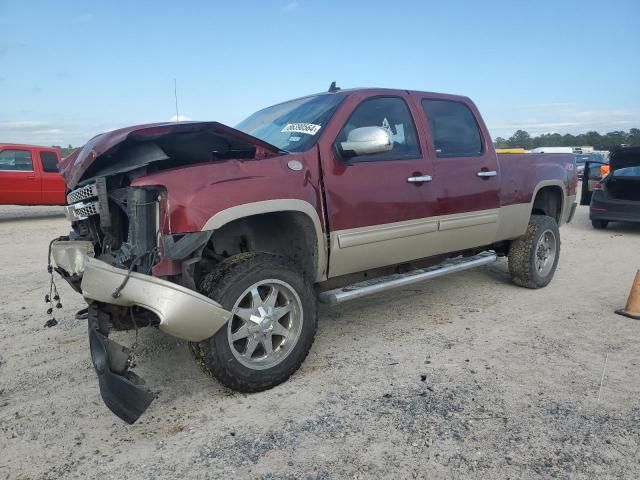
59;121;281;189
609;146;640;172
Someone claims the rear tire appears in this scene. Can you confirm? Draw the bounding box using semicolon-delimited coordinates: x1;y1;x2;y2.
508;215;560;289
191;252;317;393
591;219;608;229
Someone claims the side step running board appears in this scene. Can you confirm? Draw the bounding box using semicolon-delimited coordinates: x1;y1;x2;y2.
319;252;497;305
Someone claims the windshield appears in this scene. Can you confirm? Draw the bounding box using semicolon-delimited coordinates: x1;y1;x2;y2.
236;94;345;152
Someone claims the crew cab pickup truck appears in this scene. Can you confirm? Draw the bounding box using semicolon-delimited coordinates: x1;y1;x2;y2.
50;88;577;423
0;144;65;205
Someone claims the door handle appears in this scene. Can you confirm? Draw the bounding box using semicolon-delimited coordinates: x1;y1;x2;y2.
476;170;497;178
25;175;36;180
407;175;433;183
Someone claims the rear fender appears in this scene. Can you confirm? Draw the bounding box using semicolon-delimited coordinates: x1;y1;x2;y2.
530;180;567;222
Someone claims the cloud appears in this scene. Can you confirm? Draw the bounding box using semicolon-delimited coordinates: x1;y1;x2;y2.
0;120;45;130
1;114;197;146
0;120;69;145
0;120;124;146
283;1;299;12
169;114;192;122
487;105;640;138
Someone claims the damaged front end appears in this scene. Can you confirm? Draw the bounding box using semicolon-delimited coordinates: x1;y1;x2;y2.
49;122;277;422
52;194;230;423
77;256;230;424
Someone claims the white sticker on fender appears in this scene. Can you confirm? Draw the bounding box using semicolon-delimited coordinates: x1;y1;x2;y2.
281;123;322;135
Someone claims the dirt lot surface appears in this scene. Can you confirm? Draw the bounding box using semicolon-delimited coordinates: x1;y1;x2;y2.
1;202;639;479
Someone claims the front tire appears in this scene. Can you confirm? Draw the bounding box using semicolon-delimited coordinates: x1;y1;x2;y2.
508;215;560;289
192;252;317;393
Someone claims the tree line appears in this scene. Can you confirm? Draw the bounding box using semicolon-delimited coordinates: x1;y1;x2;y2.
494;128;640;151
51;145;77;158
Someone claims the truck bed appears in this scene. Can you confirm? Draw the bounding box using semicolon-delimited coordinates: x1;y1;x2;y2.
497;153;576;207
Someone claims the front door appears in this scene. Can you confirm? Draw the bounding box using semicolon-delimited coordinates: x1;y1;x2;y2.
39;150;66;205
318;93;437;277
418;97;500;251
0;148;41;205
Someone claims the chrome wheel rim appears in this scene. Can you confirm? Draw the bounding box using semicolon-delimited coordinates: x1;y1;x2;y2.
227;279;303;370
535;229;557;277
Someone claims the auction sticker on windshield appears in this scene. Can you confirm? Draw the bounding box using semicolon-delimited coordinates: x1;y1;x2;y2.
281;123;322;135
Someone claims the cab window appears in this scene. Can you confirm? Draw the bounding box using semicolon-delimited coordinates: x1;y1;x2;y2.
336;97;420;162
422;99;483;157
40;151;59;172
0;149;34;171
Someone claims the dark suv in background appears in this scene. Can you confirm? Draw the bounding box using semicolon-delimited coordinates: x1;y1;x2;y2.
581;146;640;229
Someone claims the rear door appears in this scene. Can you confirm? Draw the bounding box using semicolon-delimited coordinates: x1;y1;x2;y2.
0;148;41;205
418;97;500;250
318;92;438;277
38;150;66;205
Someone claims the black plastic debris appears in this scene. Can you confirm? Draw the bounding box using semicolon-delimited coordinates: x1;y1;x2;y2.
44;318;58;328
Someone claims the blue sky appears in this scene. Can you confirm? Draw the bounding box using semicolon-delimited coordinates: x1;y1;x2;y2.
1;0;639;146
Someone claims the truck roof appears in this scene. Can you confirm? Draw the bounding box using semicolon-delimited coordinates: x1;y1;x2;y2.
257;87;473;113
331;87;471;100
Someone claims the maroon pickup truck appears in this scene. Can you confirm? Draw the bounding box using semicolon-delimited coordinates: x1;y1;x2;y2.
50;87;577;423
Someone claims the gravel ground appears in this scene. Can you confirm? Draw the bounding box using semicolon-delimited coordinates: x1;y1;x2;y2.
0;201;639;479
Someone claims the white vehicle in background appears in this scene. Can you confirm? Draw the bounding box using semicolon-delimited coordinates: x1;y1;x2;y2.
531;147;577;154
531;147;588;177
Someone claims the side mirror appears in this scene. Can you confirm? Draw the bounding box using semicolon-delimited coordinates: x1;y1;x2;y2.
340;126;393;158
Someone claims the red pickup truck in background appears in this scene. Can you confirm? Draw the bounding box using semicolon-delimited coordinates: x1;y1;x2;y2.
0;144;66;205
50;87;577;423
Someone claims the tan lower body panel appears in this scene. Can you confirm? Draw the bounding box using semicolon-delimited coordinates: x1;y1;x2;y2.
563;194;576;223
337;217;438;248
328;195;576;278
330;208;502;277
439;210;499;231
494;203;531;242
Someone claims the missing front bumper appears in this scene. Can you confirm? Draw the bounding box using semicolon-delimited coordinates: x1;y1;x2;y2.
51;240;233;423
78;257;231;423
80;257;231;422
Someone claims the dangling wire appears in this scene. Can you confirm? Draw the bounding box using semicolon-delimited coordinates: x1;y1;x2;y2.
111;247;158;299
45;237;68;328
126;249;159;360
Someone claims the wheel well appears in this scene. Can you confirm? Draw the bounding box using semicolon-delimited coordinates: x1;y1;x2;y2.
531;186;563;222
207;211;319;280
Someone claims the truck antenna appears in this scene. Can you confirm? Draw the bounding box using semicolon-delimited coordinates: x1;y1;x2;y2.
328;81;340;93
174;78;180;122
